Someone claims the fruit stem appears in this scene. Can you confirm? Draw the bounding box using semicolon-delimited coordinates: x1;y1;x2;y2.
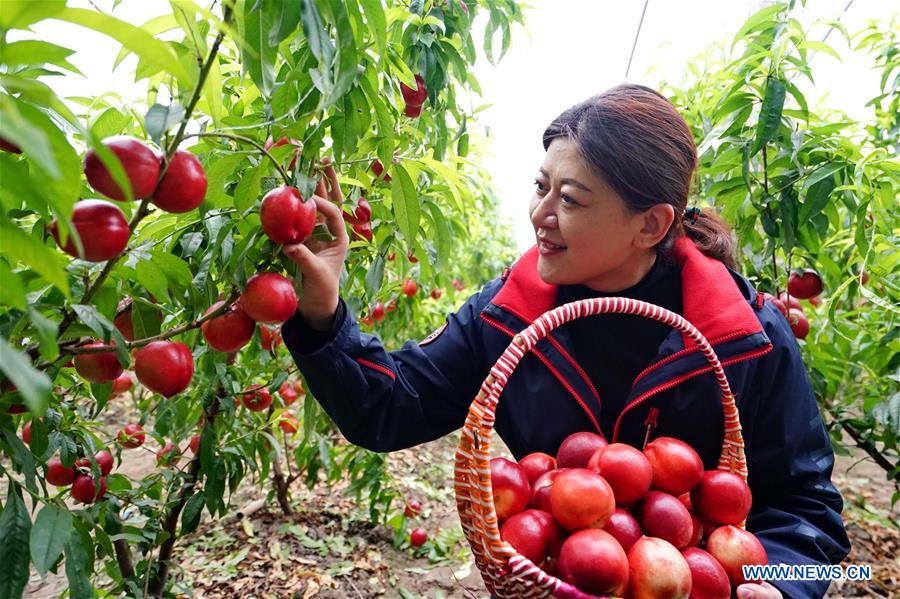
186;131;292;187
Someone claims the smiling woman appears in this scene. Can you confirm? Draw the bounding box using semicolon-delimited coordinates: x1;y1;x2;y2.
532;84;735;292
283;82;850;599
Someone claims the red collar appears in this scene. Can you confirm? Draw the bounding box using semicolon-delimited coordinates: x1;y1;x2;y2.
490;236;763;344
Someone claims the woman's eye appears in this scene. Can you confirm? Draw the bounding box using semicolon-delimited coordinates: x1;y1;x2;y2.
534;180;547;193
561;193;577;206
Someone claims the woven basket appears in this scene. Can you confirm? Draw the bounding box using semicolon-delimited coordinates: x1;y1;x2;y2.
454;297;748;599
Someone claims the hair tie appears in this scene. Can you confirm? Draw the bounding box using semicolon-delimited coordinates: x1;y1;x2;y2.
684;206;702;224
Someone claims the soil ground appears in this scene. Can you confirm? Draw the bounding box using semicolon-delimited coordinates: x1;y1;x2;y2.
21;422;899;599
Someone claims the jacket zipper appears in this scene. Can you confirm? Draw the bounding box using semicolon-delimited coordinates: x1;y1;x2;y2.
612;344;773;442
480;313;604;436
642;407;660;450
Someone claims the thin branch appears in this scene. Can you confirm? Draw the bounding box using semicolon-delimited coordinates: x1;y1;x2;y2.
838;419;899;481
186;132;292;186
64;291;239;356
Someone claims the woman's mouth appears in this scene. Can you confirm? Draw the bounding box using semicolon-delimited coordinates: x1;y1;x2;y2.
538;239;567;255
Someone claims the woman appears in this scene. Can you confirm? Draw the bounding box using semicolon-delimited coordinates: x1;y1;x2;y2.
281;84;850;599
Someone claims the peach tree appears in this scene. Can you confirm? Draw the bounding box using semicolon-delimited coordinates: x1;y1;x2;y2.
663;3;898;500
0;0;523;596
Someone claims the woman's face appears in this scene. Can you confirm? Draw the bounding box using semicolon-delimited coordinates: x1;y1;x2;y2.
529;138;655;291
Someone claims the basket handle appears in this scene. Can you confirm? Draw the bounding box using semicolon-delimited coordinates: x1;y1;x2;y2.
464;297;746;478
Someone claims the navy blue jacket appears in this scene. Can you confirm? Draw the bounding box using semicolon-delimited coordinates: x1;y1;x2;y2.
283;238;850;598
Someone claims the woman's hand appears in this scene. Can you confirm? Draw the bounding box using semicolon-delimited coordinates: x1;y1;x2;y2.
283;160;349;331
737;581;783;598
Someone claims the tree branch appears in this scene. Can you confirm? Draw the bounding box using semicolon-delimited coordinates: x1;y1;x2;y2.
114;537;135;580
838;419;899;482
64;291;239;356
186;132;292;187
148;389;223;597
55;2;232;349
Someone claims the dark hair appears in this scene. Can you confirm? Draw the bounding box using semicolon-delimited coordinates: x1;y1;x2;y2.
542;83;736;270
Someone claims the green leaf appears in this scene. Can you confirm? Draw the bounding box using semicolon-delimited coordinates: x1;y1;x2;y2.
798;167;839;222
0;260;27;311
323;1;358;107
854;201;870;257
357;73;393;156
113;14;179;68
91;382;112;414
457;133;469;157
30;504;73;576
16;100;81;222
90;107;132;140
28;308;60;363
364;254;385;298
239;2;277;96
71;304;115;341
204;459;227;516
425;201;452;268
137;259;171;303
800;40;842;62
0;489;31;599
144;103;185;146
152;252;193;294
0;336;51;415
752;77;786;155
0;75;82;131
203;56;224;126
299;0;334;66
53;7;189;83
0;40;80;74
204;154;245;207
0;220;69;297
779;190;797;252
64;531;93;599
131;299;161;339
0;0;65;29
390;163;420;249
181;491;206;535
268;0;301;45
359;0;387;55
0;95;59;179
732;3;784;47
233;165;262;212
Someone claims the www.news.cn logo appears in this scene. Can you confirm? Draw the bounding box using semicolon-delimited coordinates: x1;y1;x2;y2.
742;564;872;582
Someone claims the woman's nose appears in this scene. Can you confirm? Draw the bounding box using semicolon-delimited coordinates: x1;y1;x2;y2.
530;193;558;229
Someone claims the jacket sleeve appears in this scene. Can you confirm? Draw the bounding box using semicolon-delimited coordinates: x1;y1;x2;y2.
280;280;502;452
744;305;851;599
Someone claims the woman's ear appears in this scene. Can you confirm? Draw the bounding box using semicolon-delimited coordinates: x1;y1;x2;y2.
635;204;675;249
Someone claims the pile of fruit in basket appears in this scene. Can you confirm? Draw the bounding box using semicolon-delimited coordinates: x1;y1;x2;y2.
493;431;768;597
